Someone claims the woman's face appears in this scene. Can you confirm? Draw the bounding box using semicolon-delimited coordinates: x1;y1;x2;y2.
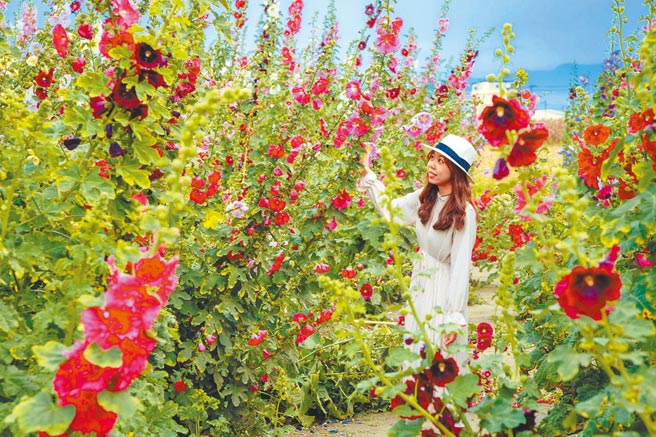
427;150;453;186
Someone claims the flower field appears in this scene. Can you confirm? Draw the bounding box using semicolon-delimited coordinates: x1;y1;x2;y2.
0;0;655;436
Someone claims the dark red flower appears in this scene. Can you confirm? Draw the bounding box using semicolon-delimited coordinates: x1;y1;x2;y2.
109;142;126;157
35;88;48;100
478;96;530;147
35;68;55;88
139;69;166;88
492;158;510;180
90;96;109;119
70;1;81;12
507;124;549;167
554;247;622;321
52;24;69;57
134;42;162;69
71;57;85;73
425;351;459;387
62;137;80;150
112;77;141;108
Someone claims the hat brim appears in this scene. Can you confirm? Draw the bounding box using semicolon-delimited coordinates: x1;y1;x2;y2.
422;143;474;182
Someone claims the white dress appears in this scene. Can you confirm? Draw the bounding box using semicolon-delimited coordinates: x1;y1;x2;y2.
358;170;477;368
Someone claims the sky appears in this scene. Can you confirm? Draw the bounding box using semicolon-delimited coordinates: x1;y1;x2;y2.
241;0;647;76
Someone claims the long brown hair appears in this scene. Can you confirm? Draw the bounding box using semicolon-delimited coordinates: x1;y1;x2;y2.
417;156;477;231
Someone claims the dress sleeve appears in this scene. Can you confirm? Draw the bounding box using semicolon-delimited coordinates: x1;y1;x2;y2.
357;170;419;226
443;204;477;326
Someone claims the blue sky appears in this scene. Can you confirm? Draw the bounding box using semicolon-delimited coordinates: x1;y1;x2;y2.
242;0;646;75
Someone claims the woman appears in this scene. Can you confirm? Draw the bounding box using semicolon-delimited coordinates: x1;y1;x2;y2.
358;134;478;368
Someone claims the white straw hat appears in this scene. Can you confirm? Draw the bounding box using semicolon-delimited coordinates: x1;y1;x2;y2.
422;134;476;180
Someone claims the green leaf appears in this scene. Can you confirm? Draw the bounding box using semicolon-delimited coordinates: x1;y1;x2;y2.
0;301;19;333
385;347;420;368
8;392;75;434
447;374;481;408
81;172;116;202
32;341;68;371
116;159;152;188
387;418;424;437
97;389;142;418
546;345;592;381
75;71;109;97
83;342;123;368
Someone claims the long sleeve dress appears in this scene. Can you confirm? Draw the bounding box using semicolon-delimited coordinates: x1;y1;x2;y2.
358;170;477;367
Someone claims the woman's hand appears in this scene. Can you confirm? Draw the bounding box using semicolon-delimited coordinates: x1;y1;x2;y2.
443;333;457;346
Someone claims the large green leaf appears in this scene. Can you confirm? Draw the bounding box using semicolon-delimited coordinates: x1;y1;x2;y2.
32;341;68;371
8;392;75;434
97;389;142;418
546;345;592;381
83;342;123;368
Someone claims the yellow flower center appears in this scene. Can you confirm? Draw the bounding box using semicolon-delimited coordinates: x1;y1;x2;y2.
584;275;595;287
496;107;505;118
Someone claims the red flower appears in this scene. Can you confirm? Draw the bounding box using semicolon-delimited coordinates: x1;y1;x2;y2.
90;96;109;119
577;139;619;189
247;330;268;347
291;86;310;105
331;189;352;210
359;283;373;300
425;351;459;387
478;96;530;147
295;324;315;345
52;24;69;57
628;109;654;134
583;124;611;145
268;143;285;158
190;188;207;204
311;76;330;95
268;197;286;212
507;124;549;167
476;322;494;351
35;68;55;88
313;263;330;273
63;390;118;436
71;57;86;74
273;211;290;226
267;252;284;276
78;23;94;40
315;309;333;325
70;1;81;12
554;246;622;321
341;267;356;279
173;380;187;392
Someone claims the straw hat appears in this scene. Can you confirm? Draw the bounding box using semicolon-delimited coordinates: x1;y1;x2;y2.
422;134;476;180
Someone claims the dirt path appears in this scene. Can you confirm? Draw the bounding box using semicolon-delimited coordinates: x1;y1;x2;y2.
285;278;499;437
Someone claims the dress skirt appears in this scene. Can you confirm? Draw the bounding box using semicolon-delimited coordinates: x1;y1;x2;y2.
404;250;469;369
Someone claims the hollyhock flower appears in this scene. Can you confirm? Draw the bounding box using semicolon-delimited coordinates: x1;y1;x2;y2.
112;78;141;109
315;309;333;325
109;142;126;157
248;330;268;347
628;109;654;133
70;1;81;12
71;57;85;73
325;216;337;231
311;75;330;95
90;96;109;119
268;198;286;212
412;112;433;130
364;3;374;15
386;86;400;100
390;375;436;420
351;118;370;137
292;313;309;323
295;324;315;345
95;160;110;178
577;139;619;189
111;0;140;28
313;263;330;273
190;188;207;204
635;253;654;269
267;252;284;276
52;24;69;57
291;86;310;105
78;23;93;39
197;343;206;352
404;124;424;139
507;124;549;167
35;68;55;88
554;246;622;321
583;124;611;145
62;390;118;436
53;340;117;398
437;17;449;35
344;80;362;100
332;189;352;210
478;96;530;147
359;283;373;300
493;158;510;180
273;211;290;226
425;351;459;387
62;137;81;151
174;381;187;392
134;42;162;69
341;267;356;279
374;32;400;54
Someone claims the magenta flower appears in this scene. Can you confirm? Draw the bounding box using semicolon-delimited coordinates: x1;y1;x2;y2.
332;189;352;210
345;80;362;100
52;24;69;57
374;32;400;54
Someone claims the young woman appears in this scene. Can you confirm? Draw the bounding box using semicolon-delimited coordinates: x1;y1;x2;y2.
357;134;478;368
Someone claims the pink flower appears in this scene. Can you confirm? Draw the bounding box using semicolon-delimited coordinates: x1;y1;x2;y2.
412;112;433;130
345;80;362;100
374;32;400;54
111;0;140;28
52;24;69;57
78;23;94;40
437;17;449;35
296;324;315;345
248;330;268;347
313;263;330;274
291;86;310;105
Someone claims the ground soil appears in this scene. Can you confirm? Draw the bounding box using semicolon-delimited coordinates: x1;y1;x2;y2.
284;275;499;437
